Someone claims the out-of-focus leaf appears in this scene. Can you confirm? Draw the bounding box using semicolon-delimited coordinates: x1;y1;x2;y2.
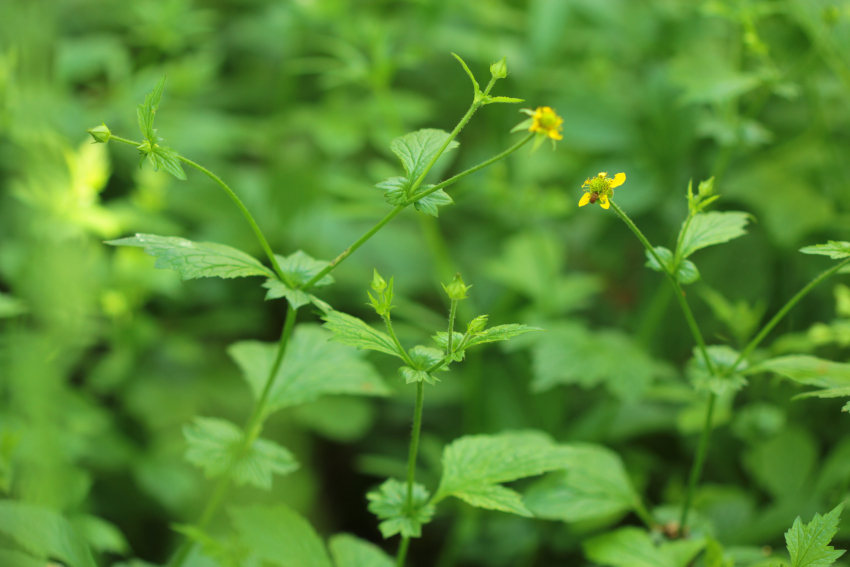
328;534;394;567
746;355;850;388
744;427;817;500
106;234;274;280
644;246;700;284
231;505;332;567
0;501;96;567
0;293;27;318
71;514;130;554
583;527;705;567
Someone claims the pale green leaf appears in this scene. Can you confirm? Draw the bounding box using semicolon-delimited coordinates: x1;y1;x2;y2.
231;505;332;567
273;250;334;288
451;52;480;94
228;324;391;416
152;146;186;180
328;534;394;567
465;324;543;348
106;234;274;280
390;129;459;184
367;478;435;538
411;188;453;216
485;96;524;104
678;211;750;259
0;292;27;318
800;241;850;259
746;355;850;388
793;386;850;401
434;431;570;517
0;501;96;567
321;310;401;359
376;177;409;205
183;417;299;490
71;514;129;554
0;550;45;567
584;527;705;567
786;503;845;567
525;444;640;523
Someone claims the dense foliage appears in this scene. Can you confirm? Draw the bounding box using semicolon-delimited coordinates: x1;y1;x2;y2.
2;1;850;566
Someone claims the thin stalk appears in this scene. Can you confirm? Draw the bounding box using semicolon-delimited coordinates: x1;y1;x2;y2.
109;136;286;282
633;499;658;531
396;537;411;567
679;392;716;531
729;256;850;374
384;314;417;367
446;299;458;356
397;382;425;567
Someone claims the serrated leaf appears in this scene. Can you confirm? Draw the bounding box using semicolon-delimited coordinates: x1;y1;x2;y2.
328;534;394;567
688;345;748;395
793;386;850;401
678;211;750;259
408;345;444;370
584;527;705;567
0;501;96;567
321;310;401;359
274;250;335;288
263;279;331;311
786;504;845;567
800;241;850;259
183;417;299;490
152;146;186;180
366;478;435;539
231;505;332;567
525;444;641;523
399;366;436;385
106;234;274;280
390;129;459;184
644;246;701;284
746;355;850;388
465;324;543;348
434;431;570;517
376;177;409;205
412;188;453;216
228;324;391;416
138;76;166;140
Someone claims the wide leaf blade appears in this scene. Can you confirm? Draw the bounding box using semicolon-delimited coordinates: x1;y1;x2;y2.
390;129;459;184
231;505;332;567
678;211;750;259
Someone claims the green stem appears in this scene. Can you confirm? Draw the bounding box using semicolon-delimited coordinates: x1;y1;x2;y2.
610;201;716;376
679;392;716;532
109;136;286;282
633;499;658;531
396;536;411;567
728;256;850;374
384;314;417;367
446;300;458;356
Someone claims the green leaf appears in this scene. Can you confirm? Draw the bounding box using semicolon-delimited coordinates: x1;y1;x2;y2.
793;386;850;401
390;129;459;185
321;310;402;359
105;234;275;280
0;501;96;567
152;146;186;180
688;346;748;395
137;76;166;141
408;345;444;369
785;503;845;567
367;478;435;539
183;417;299;490
231;505;332;567
274;250;335;288
746;355;850;388
376;177;409;205
411;188;453;216
173;524;253;567
0;292;27;318
584;527;705;567
484;96;525;104
744;427;816;499
0;550;45;567
228;324;391;416
71;515;129;554
525;444;641;524
263;279;331;311
644;246;701;284
398;366;436;385
433;325;542;357
451;52;480;94
434;431;570;517
800;241;850;259
328;534;394;567
678;211;750;259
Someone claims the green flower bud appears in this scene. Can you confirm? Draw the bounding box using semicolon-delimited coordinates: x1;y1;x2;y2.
490;56;508;79
371;269;387;292
87;122;112;144
443;273;471;301
467;314;489;334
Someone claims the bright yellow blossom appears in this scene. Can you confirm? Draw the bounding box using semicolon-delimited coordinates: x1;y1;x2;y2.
529;106;563;140
578;172;626;210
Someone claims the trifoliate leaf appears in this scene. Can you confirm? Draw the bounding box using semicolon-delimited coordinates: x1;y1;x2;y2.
228;325;391;417
0;501;96;567
274;250;335;288
785;504;845;567
152;146;186;180
525;444;641;524
328;534;394;567
644;246;701;284
367;478;435;539
376;177;409;205
433;431;570;517
230;505;332;567
183;417;299;490
583;527;705;567
321;310;402;359
800;241;850;259
451;53;480;95
263;279;331;311
411;188;453;216
106;234;274;280
678;211;750;259
390;129;459;185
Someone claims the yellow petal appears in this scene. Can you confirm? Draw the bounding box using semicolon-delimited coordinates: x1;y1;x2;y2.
598;172;608;178
578;192;591;207
610;172;626;188
599;195;610;209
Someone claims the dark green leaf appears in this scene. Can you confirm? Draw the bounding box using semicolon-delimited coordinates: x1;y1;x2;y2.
263;279;331;311
398;366;436;385
367;478;435;539
105;234;274;280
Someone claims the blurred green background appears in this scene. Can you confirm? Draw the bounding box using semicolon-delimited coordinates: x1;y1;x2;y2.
2;0;850;565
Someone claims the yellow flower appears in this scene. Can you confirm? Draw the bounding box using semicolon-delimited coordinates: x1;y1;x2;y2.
578;172;626;210
529;106;563;140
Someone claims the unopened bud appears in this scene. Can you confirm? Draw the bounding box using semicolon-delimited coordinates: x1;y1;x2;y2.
490;56;508;79
443;273;471;301
371;269;387;292
87;122;112;144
